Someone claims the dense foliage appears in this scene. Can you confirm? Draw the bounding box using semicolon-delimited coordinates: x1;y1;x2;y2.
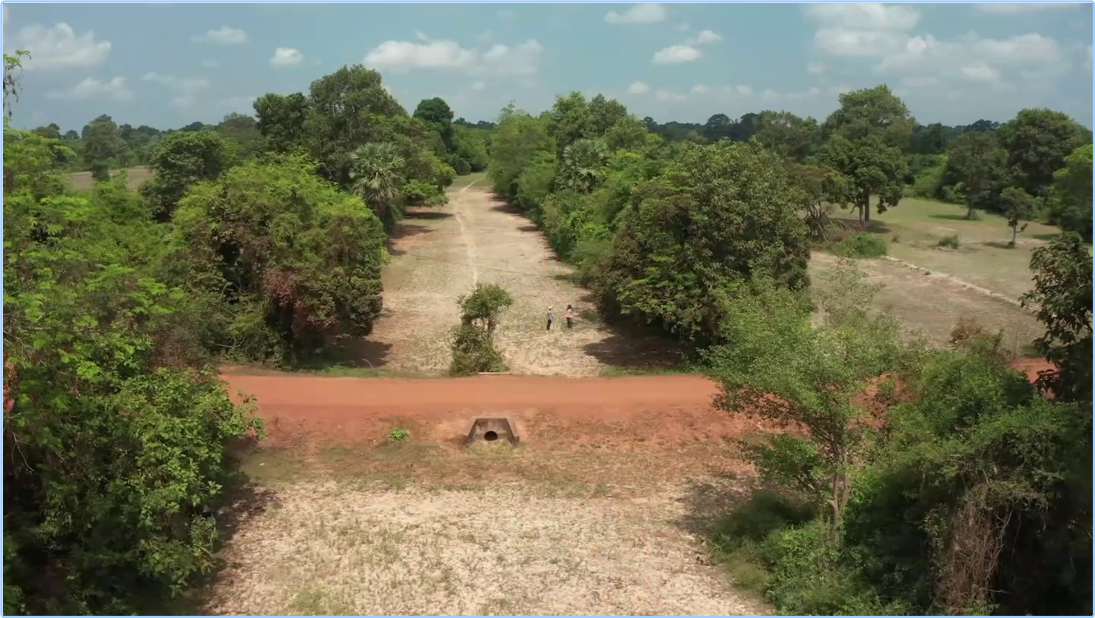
449;283;514;376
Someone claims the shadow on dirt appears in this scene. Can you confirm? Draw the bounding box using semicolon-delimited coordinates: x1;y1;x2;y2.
391;223;432;240
673;472;756;538
297;338;394;372
405;210;453;220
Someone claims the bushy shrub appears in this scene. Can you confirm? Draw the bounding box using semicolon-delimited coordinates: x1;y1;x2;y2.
936;234;960;249
449;283;513;376
831;232;887;258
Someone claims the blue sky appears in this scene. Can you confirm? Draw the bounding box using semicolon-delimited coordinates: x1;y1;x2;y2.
3;2;1092;132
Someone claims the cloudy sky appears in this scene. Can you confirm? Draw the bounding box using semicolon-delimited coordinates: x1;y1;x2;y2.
4;2;1092;132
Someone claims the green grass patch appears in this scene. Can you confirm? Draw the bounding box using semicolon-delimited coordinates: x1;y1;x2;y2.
936;234;960;249
830;232;887;258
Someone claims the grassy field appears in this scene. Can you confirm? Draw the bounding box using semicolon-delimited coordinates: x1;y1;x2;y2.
65;166;152;191
829;197;1070;301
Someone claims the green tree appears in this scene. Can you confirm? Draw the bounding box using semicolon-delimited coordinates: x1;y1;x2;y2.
450;283;514;376
946;131;1007;219
546;91;592;157
1020;232;1093;402
413;97;455;151
597;141;811;343
1048;143;1093;241
452;125;489;171
254;92;311;153
3;121;261;615
821;85;914;225
80;114;129;181
139;130;232;221
998;108;1085;199
1000;186;1035;248
350;142;405;230
560;138;608;193
488;104;553;199
705;265;908;539
587;94;629;138
170;155;387;365
216;112;263;160
754;110;820;162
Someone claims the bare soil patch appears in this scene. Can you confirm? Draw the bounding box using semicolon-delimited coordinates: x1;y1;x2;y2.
64;166;152;191
810;252;1043;354
362;180;682;376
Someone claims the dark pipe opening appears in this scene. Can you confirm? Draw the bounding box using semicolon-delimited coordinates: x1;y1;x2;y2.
484;430;499;442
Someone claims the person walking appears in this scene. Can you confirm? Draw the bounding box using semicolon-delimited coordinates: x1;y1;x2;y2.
546;306;554;331
565;304;574;329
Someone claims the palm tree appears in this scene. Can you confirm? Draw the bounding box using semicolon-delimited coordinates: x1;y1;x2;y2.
350;142;404;228
562;139;608;193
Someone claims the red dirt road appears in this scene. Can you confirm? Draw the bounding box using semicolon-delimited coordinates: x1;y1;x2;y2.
221;372;779;450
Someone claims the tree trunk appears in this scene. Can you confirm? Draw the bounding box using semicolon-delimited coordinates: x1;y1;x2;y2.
860;188;871;227
1009;225;1017;248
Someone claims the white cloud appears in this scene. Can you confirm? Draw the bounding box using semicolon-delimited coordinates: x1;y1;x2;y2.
46;76;132;100
476;30;493;43
718;84;754;98
976;3;1081;13
805;3;920;31
807;60;826;75
605;3;667;24
675;22;689;31
686;29;722;45
142;71;212;93
192;26;248;45
654;89;686;103
415;30;429;41
497;9;515;20
691;84;709;93
628;81;651;94
200;59;221;68
471;80;486;91
815;28;905;57
269;47;304;67
874;32;1066;86
652;44;702;64
363;37;542;77
5;23;111;70
365;39;477;71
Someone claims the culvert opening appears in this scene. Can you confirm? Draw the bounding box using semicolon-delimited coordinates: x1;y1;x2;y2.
484;430;499;442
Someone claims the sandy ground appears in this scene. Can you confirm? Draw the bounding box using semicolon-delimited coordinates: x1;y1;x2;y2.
205;483;769;616
361;180;681;376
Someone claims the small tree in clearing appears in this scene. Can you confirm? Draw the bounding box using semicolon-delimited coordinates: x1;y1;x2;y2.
1000;186;1035;248
450;283;514;376
704;264;911;542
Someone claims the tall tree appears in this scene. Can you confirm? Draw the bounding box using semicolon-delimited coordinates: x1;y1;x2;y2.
947;131;1007;219
821;85;913;225
413;97;455;151
587;94;628;138
80;115;128;181
350;142;405;230
1000;186;1035;248
998;108;1085;199
253;92;310;154
560;138;609;193
754;110;820;162
546;91;592;158
703;113;733;143
139;130;231;221
1048;144;1093;241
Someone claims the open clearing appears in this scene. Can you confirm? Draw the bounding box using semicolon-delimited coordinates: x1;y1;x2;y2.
343;176;682;377
64;165;152;191
202;180;1054;615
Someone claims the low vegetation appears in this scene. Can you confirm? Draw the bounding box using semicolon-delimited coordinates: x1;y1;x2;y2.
449;283;514;376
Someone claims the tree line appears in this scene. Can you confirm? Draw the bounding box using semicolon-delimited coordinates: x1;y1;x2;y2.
1;50;482;614
486;85;1092;615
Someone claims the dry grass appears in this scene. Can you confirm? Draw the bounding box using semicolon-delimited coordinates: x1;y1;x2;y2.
204;479;769;616
810;252;1042;355
830;197;1072;301
64;166;152;191
363;178;682;377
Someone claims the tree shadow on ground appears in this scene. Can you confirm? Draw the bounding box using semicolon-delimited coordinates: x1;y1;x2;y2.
518;224;540;233
672;471;757;538
581;323;692;372
929;213;974;222
295;338;393;372
489;201;524;215
390;223;432;240
1030;232;1061;242
982;240;1017;250
404;210;453;220
828;214;893;235
148;445;279;615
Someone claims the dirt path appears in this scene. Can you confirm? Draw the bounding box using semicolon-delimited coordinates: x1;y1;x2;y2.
361;179;679;376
